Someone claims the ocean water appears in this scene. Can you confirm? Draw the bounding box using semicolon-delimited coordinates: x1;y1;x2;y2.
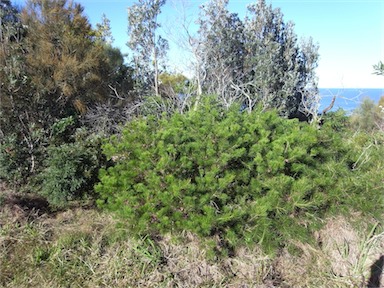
319;88;384;113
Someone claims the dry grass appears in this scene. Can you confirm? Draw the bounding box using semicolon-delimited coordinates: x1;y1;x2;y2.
1;188;383;287
0;206;277;287
276;216;384;287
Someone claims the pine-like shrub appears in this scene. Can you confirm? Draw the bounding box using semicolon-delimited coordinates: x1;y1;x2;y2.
96;97;380;252
342;131;384;217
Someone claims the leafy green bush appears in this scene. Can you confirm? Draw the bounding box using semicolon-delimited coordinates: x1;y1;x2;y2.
96;97;382;253
0;115;107;207
0;117;77;188
39;127;107;207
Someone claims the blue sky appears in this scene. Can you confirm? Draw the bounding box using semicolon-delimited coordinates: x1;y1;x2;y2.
13;0;384;88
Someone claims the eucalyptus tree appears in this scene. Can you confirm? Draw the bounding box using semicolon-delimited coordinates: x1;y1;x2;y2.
0;0;21;43
295;37;320;119
196;0;245;107
94;14;134;100
241;0;319;117
195;0;319;118
127;0;169;97
95;13;114;45
241;0;300;115
0;0;24;82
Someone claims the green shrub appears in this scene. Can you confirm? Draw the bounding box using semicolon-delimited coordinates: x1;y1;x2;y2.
96;97;382;253
0;115;108;207
0;117;76;188
39;128;107;207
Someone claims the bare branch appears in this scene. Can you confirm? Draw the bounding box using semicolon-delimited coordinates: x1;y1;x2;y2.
108;85;125;100
322;94;336;115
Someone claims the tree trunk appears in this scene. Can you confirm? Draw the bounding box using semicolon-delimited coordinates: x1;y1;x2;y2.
153;45;160;97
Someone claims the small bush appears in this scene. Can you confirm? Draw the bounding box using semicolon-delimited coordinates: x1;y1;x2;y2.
39;128;107;207
96;97;383;253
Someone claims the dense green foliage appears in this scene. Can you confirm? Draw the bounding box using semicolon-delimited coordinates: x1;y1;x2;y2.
0;123;46;187
39;121;107;207
0;115;106;207
96;98;383;252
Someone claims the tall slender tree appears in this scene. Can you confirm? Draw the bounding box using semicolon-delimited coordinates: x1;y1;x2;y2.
95;13;114;45
196;0;245;107
243;0;302;115
0;0;27;135
127;0;168;97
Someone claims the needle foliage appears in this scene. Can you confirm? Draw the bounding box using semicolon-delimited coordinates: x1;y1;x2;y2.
96;97;382;253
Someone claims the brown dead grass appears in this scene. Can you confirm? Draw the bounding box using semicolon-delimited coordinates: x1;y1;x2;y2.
277;216;384;288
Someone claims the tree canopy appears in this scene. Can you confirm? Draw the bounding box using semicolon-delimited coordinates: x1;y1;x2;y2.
20;0;111;116
195;0;319;117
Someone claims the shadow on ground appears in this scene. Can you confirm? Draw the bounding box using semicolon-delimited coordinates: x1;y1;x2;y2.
368;255;384;288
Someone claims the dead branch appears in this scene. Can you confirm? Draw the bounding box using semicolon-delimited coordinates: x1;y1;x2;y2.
322;94;336;115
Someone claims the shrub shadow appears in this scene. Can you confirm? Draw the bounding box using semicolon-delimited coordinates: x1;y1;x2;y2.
2;193;52;218
367;255;384;288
